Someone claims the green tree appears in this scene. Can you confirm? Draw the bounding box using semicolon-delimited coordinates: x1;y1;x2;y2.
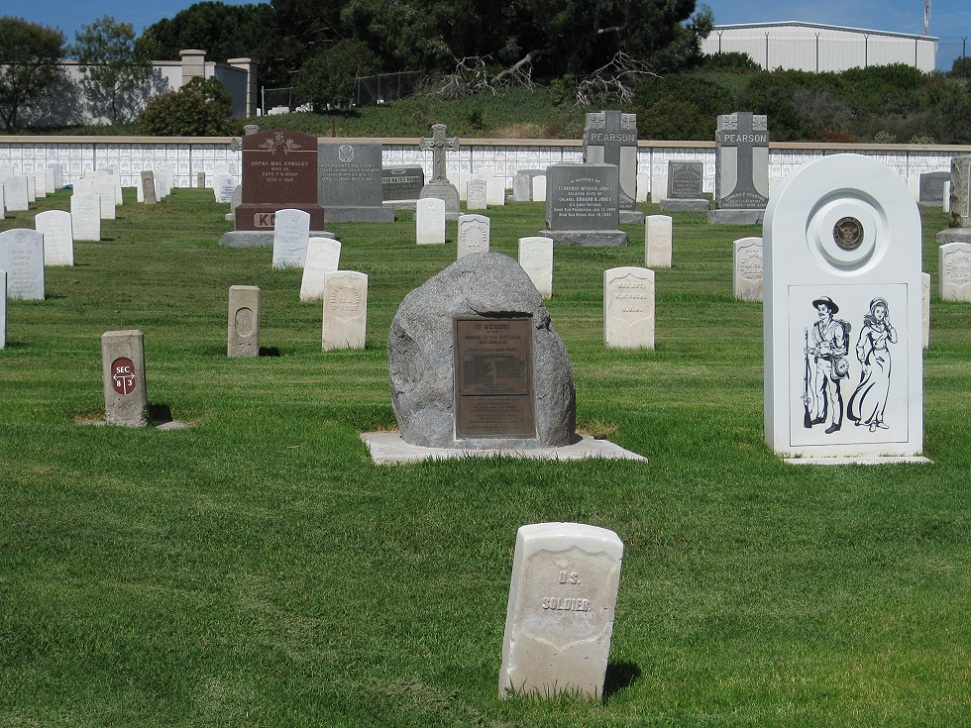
71;15;152;124
293;40;377;111
0;16;65;129
138;76;242;136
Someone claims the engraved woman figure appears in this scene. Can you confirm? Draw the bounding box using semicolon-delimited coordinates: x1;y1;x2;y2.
847;297;897;432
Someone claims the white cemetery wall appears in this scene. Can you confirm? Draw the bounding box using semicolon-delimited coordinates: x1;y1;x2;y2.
35;210;74;267
939;243;971;301
322;271;368;351
499;522;624;700
300;238;342;302
604;266;655;349
71;193;102;242
0;229;45;300
272;209;312;269
733;237;764;301
416;198;446;245
456;215;490;259
764;154;924;459
644;215;672;269
519;237;554;298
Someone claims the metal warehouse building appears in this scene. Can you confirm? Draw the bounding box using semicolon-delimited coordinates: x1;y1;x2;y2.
700;21;938;73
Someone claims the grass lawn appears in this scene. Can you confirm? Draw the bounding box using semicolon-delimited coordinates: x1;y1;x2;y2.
1;188;969;726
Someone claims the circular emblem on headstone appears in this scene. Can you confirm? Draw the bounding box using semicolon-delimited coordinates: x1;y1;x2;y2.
111;357;136;395
339;144;354;163
833;217;864;250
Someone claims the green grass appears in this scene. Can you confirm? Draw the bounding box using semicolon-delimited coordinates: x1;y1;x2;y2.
1;191;970;726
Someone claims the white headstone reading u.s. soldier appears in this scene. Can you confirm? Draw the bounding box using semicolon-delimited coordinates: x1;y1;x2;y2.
764;154;925;461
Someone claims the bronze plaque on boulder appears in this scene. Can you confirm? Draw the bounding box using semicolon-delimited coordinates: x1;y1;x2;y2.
454;317;536;438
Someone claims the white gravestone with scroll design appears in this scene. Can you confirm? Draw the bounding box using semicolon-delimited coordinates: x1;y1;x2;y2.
764;154;925;461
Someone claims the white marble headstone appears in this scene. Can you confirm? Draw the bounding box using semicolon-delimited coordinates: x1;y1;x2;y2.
531;175;547;202
0;229;45;300
0;184;5;219
644;214;672;268
499;523;624;700
322;270;368;351
939;242;971;301
518;237;554;299
416;197;446;245
733;237;763;301
300;238;342;302
467;178;488;210
272;209;312;269
92;181;116;219
32;169;47;198
604;266;655;349
764;154;924;460
456;214;490;259
71;193;102;242
35;210;74;267
0;270;5;349
214;173;237;203
4;176;29;212
921;271;930;349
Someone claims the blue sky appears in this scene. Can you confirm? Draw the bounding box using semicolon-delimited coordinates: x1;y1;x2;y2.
3;0;969;70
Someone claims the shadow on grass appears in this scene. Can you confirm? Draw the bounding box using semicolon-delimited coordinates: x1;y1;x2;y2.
259;346;281;357
149;403;173;425
603;661;641;698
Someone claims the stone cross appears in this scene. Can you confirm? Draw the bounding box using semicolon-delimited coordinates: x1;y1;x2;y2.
419;124;459;183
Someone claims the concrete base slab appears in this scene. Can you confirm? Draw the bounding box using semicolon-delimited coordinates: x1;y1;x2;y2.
707;209;765;225
661;198;710;212
384;200;418;211
537;230;628;246
323;206;395;223
619;211;646;224
361;431;647;465
784;456;933;465
219;230;336;247
936;227;971;244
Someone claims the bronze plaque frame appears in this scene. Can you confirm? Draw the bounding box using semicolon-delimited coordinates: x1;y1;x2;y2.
453;317;536;439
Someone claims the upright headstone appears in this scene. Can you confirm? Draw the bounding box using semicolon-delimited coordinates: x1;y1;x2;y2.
0;270;5;350
947;156;971;231
0;229;44;300
477;167;505;207
733;237;763;301
4;175;29;212
32;169;47;198
235;129;325;232
467;178;488;210
51;164;64;190
919;171;950;206
322;271;368;351
541;164;626;246
921;271;931;349
26;174;35;202
764;154;924;461
583;110;637;211
604;266;655;349
499;522;624;700
457;214;490;259
939;242;971;301
92;179;116;220
661;160;709;212
35;210;74;267
70;193;101;242
531;175;547;203
418;123;461;213
213;173;236;203
518;237;553;299
710;112;770;224
140;171;157;205
0;184;5;219
272;208;311;269
228;285;260;358
644;215;672;268
389;253;575;449
317;142;394;222
512;171;532;202
382;166;425;201
101;330;148;427
416;197;446;245
300;238;342;302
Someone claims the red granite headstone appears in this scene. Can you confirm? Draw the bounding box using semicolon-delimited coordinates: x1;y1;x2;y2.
235;129;325;231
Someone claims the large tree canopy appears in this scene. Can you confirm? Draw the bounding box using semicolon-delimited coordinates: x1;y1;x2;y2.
0;16;65;129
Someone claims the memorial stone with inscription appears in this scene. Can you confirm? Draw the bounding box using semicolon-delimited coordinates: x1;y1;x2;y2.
35;210;74;267
228;285;260;357
541;164;626;247
300;238;342;302
457;214;490;259
389;253;575;449
947;155;971;231
733;237;764;301
0;229;44;300
272;209;312;269
416;197;446;245
661;160;709;212
922;271;931;348
317;142;394;222
583;110;637;211
919;171;950;206
322;271;368;351
140;171;157;204
467;178;488;210
939;242;971;301
604;266;655;349
519;237;554;299
499;522;624;700
71;193;101;242
644;214;672;268
711;112;770;224
4;175;29;212
382;166;425;201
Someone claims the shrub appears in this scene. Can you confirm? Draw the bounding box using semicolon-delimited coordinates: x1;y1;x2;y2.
701;51;761;74
293;40;377;112
138;76;242;136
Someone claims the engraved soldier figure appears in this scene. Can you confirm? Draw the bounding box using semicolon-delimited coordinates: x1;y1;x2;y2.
803;296;850;434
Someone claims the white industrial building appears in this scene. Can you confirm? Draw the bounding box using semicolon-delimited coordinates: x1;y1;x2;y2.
701;22;938;73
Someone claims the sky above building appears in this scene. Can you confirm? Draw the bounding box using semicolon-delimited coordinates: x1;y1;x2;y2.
3;0;969;70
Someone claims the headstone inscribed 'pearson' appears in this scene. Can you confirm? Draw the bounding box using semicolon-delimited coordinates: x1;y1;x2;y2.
604;266;655;349
322;270;368;351
939;242;971;301
228;285;260;358
35;210;74;266
272;209;311;269
733;237;764;301
519;237;554;299
583;110;637;209
644;215;672;269
71;193;101;242
715;112;770;209
300;238;342;302
416;197;446;245
102;329;148;427
457;214;490;259
0;229;44;300
764;154;924;460
499;522;624;700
